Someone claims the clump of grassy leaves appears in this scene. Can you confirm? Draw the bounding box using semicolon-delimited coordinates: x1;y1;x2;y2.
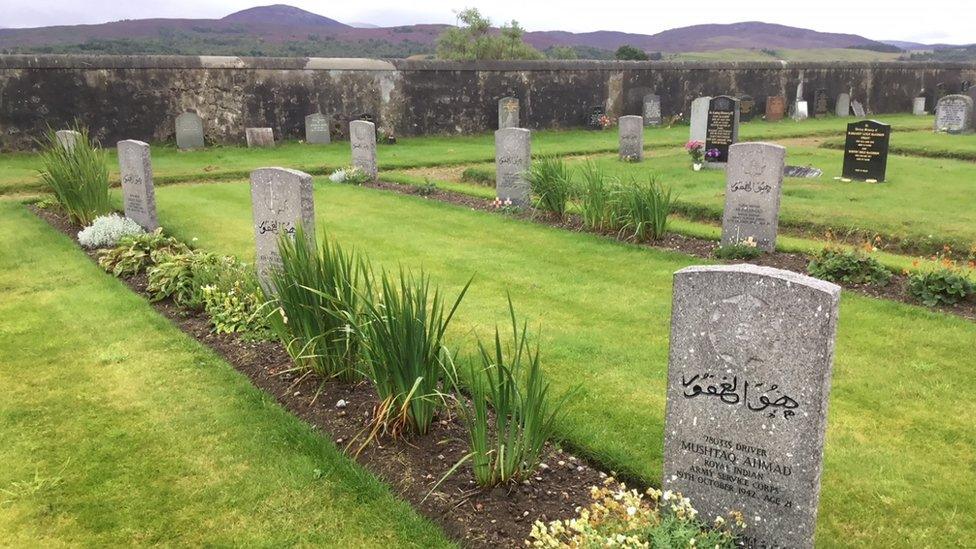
267;226;371;383
37;125;111;226
359;270;471;440
616;178;674;242
452;297;572;487
577;160;618;231
528;156;574;219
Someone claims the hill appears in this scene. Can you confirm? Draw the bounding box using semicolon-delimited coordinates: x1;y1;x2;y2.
0;5;906;59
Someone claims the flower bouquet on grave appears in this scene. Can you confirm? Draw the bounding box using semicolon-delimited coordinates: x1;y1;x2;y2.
704;148;722;164
598;114;613;130
685;140;704;169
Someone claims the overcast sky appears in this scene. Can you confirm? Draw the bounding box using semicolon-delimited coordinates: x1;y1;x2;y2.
3;0;972;44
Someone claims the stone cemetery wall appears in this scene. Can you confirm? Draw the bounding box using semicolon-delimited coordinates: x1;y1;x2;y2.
1;54;975;150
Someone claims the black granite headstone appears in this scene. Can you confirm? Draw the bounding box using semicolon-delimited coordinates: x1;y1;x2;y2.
704;95;740;164
842;120;890;182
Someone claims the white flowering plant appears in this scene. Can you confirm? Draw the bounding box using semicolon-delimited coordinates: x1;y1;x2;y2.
329;166;370;185
77;213;145;249
527;478;744;548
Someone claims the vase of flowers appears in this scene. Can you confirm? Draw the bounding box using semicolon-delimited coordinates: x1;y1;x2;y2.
685;140;704;170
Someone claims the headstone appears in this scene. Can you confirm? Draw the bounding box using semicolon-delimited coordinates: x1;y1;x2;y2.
350;120;378;180
967;87;976;127
912;97;927;116
618;115;644;161
851;100;866;118
586;105;607;130
835;93;851;117
116;140;158;231
663;263;841;549
305;113;332;144
495;127;531;207
643;94;662;126
55;130;81;152
792;101;809;121
738;95;756;122
249;167;316;290
813;89;829;118
784;165;823;179
498;97;520;129
720;142;786;251
934;94;974;134
765;95;786;122
689;96;712;142
704;96;740;166
842;120;891;182
175;112;205;150
245;127;275;148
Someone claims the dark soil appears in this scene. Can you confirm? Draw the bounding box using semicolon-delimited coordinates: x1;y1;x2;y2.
30;204;613;549
366;182;976;322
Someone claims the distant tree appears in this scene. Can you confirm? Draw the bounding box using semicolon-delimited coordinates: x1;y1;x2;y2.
615;44;649;61
436;7;543;60
545;45;579;60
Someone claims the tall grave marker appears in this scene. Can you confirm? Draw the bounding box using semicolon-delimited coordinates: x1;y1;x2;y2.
495;127;531;207
689;96;712;142
813;89;829;118
350;120;378;180
116;140;158;231
934;94;974;134
175;112;205;150
720;142;786;252
704;96;740;166
250;167;315;290
643;94;662;126
913;96;927;115
305;113;332;144
765;95;786;122
663;264;841;549
835;92;851;117
842;120;890;182
498;97;520;129
618;115;644;161
738;95;756;122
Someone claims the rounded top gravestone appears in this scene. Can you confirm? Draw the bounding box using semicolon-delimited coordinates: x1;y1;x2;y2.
618;115;644;162
305;113;332;144
663;263;841;549
494;127;531;207
175;112;205;150
498;97;520;130
704;95;740;166
934;94;974;134
249;167;316;290
689;96;712;143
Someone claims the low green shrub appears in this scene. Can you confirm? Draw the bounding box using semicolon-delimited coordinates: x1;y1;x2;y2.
460;167;495;186
576;161;618;232
615;179;673;242
146;251;226;306
360;270;470;437
37;126;110;225
807;247;892;286
267;227;371;382
528;480;744;547
713;243;763;260
454;299;572;488
908;268;974;306
528;156;574;219
97;229;191;277
203;271;272;339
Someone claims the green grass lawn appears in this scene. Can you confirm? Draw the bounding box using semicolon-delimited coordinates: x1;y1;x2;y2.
0;200;452;547
151;180;976;548
388;140;976;255
0;114;935;196
822;129;976;161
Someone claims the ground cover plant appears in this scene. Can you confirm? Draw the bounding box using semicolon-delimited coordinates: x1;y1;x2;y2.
807;245;893;286
77;213;144;248
151;181;976;546
36;126;110;225
0;201;452;547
